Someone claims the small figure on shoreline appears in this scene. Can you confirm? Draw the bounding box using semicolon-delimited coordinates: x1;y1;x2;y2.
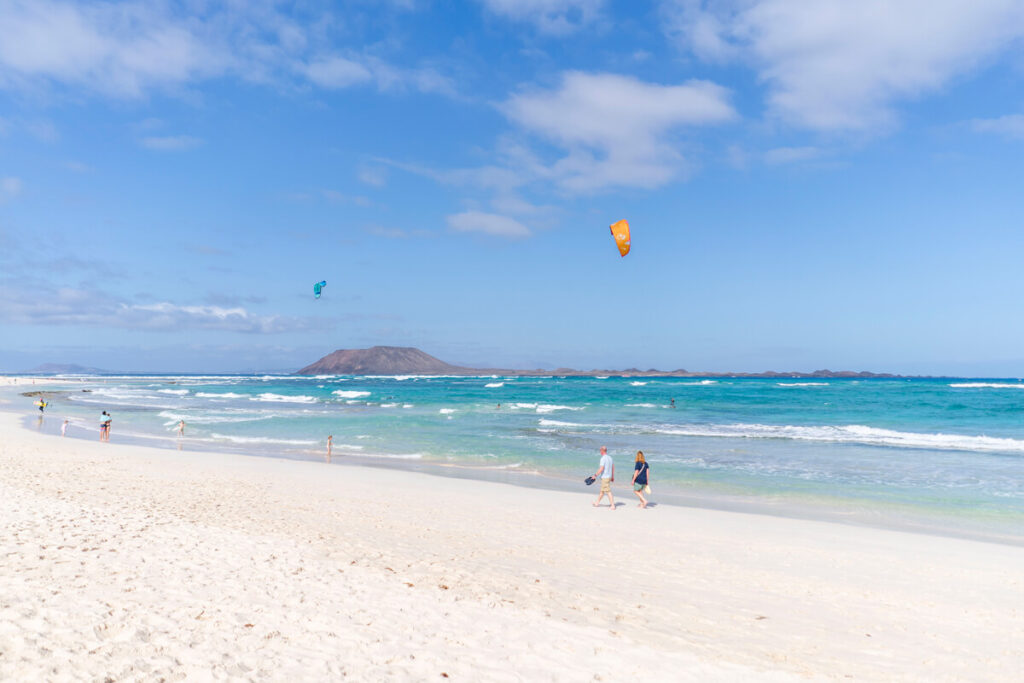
670;397;675;409
177;419;186;437
100;411;111;442
632;450;651;509
35;399;47;414
592;446;615;510
61;419;69;437
326;435;333;462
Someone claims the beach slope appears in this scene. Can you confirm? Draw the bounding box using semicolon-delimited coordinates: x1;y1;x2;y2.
1;411;1021;680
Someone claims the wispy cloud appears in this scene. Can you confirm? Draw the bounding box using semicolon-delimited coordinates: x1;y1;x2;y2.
971;114;1024;140
763;146;822;165
0;176;23;202
0;286;328;334
447;210;531;238
663;0;1024;131
357;165;388;187
140;135;203;151
0;1;457;100
477;0;605;34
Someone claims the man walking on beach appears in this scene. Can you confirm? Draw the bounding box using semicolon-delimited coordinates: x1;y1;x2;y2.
592;446;615;510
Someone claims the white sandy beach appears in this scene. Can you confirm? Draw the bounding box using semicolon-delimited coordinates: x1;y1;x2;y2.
1;405;1022;681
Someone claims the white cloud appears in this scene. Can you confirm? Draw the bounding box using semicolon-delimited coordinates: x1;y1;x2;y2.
0;176;23;202
0;1;456;99
0;288;326;333
478;0;604;34
763;146;821;165
971;114;1024;140
357;165;388;187
140;135;203;151
447;210;531;238
0;0;224;97
664;0;1024;131
302;56;373;88
502;71;736;192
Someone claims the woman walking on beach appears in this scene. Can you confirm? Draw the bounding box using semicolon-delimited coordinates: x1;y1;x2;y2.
632;450;651;508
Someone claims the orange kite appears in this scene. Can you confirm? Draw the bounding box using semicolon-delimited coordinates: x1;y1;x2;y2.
610;219;631;257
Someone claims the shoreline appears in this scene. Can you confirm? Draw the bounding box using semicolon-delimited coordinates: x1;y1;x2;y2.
2;410;1023;679
15;403;1024;549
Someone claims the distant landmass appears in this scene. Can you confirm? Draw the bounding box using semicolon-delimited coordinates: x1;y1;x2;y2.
28;363;111;374
296;346;900;378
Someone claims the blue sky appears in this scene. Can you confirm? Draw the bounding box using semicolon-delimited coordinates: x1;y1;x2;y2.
2;0;1024;373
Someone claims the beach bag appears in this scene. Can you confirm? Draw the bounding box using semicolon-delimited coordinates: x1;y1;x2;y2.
643;484;651;494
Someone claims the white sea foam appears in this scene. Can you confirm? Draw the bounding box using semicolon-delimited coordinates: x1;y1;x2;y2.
250;393;317;403
537;419;583;427
654;423;1024;453
210;434;317;445
333;390;371;399
630;381;648;386
380;403;399;408
626;403;659;408
402;404;414;408
949;382;1024;389
157;389;189;395
195;392;245;398
776;382;829;387
485;382;504;388
158;411;273;426
439;408;456;414
535;404;584;414
595;376;609;379
510;402;537;410
680;380;717;385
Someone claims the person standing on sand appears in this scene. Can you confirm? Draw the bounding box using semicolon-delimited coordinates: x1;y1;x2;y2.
326;435;333;462
61;419;69;437
101;411;111;442
592;446;615;510
632;450;651;508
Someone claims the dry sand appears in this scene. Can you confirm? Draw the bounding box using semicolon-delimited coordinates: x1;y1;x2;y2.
1;409;1022;681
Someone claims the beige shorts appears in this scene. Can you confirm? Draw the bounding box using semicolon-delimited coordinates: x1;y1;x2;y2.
600;478;611;493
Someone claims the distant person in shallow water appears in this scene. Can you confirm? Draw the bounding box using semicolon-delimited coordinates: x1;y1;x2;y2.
632;450;651;509
177;419;186;437
670;398;675;408
592;446;615;511
326;435;333;462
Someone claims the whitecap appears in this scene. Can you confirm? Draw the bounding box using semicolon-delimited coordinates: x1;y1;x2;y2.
210;433;317;445
333;390;371;398
536;404;584;414
485;382;504;388
630;381;648;386
653;422;1024;454
776;382;829;387
195;392;245;398
250;393;317;404
157;389;189;395
949;382;1024;389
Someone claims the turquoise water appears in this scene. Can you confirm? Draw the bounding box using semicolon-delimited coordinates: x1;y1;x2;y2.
10;375;1024;542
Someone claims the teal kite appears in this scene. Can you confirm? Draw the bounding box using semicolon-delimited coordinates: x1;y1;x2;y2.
313;280;327;299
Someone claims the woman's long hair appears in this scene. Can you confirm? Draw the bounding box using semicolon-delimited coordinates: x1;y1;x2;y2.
635;450;645;463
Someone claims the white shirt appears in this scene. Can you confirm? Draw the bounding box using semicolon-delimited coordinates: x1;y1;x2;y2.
598;453;613;479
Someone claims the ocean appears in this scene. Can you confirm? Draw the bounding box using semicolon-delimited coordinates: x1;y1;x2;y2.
10;374;1024;543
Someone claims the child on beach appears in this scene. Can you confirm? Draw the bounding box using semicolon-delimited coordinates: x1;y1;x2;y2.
327;435;333;462
61;419;69;437
177;420;186;437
